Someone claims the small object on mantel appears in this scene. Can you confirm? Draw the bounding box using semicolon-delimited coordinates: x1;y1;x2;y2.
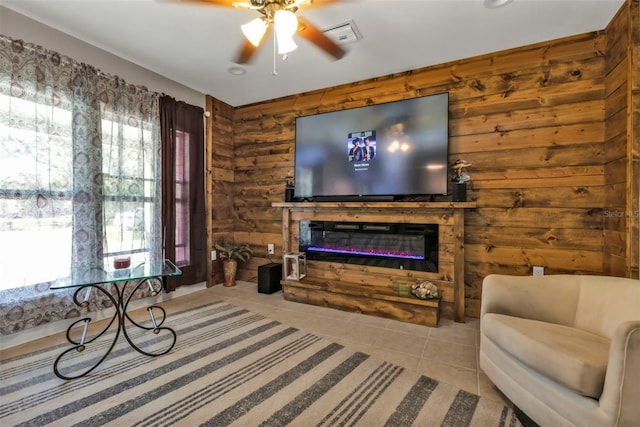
452;183;467;202
113;256;131;270
450;159;472;183
450;159;471;202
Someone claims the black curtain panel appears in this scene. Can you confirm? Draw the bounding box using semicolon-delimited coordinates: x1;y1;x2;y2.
160;96;206;291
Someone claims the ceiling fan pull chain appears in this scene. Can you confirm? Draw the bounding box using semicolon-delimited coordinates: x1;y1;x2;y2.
272;33;278;76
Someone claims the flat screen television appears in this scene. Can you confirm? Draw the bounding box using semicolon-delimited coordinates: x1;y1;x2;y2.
293;92;449;200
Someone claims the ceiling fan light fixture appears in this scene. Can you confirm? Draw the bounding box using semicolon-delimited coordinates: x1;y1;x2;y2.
241;17;267;46
277;36;297;55
232;1;255;8
274;9;299;54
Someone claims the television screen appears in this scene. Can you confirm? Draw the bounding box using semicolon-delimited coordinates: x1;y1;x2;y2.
294;92;449;199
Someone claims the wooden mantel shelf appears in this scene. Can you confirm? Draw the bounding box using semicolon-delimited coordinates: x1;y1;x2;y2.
272;201;476;209
272;201;475;325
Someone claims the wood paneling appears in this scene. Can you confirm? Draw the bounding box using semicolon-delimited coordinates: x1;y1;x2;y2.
603;0;639;278
274;202;472;322
205;1;639;313
281;277;440;327
628;0;640;278
206;97;236;286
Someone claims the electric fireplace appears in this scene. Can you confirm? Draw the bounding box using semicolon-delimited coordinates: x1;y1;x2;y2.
299;221;438;272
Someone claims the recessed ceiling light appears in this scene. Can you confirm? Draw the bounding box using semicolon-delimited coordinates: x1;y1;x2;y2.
228;66;246;76
484;0;514;8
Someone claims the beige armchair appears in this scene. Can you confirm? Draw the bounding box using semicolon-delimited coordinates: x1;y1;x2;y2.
479;274;640;427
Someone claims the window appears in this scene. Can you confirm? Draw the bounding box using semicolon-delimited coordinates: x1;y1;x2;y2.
0;35;163;336
0;42;161;291
101;105;160;267
0;88;74;290
174;129;191;267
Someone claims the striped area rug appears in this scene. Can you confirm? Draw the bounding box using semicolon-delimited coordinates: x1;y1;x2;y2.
0;301;521;426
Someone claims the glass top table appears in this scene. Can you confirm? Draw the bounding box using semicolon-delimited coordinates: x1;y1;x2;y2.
50;259;182;380
50;259;182;289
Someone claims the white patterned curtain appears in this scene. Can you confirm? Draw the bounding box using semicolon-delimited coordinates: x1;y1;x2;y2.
96;70;162;267
0;36;162;335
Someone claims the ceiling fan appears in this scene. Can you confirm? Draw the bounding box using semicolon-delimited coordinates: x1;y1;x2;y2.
186;0;346;64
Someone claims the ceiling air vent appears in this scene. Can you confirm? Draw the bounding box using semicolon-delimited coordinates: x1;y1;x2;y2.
322;20;362;45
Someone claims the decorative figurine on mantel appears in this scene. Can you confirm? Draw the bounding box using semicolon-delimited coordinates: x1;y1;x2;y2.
285;174;294;202
450;159;472;183
285;174;294;188
450;159;472;202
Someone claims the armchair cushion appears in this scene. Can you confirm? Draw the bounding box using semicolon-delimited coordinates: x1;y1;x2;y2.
484;313;610;398
480;274;640;427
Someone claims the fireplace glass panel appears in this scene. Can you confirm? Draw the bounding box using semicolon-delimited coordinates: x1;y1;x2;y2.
299;221;438;272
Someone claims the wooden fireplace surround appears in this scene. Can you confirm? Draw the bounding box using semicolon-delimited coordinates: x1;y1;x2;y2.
273;202;475;326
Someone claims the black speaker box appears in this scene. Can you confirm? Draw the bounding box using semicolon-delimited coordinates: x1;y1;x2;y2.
258;263;283;294
285;187;294;202
452;183;467;202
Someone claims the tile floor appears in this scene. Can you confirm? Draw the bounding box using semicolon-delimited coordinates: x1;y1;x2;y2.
172;281;509;406
1;280;509;407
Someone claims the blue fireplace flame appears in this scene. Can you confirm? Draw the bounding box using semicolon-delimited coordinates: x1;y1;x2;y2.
306;246;425;260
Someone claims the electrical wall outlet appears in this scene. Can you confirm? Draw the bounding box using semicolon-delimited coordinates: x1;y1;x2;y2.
267;244;275;254
211;250;216;261
533;266;544;276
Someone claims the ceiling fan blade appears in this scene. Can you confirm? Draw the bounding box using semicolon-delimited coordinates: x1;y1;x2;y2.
235;39;259;64
234;26;271;63
172;0;250;8
295;0;342;8
297;17;345;60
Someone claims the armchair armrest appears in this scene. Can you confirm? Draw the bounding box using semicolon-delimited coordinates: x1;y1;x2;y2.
481;274;580;327
599;321;640;426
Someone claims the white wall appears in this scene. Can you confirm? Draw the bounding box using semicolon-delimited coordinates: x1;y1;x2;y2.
0;6;205;108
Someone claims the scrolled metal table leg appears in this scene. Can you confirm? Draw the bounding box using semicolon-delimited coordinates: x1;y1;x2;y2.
121;279;177;357
53;285;120;380
54;277;176;379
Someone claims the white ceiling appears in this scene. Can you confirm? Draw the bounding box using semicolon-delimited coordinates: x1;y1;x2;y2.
1;0;625;107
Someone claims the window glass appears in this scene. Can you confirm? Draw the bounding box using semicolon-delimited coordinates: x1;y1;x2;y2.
0;92;73;290
101;106;159;267
174;129;191;267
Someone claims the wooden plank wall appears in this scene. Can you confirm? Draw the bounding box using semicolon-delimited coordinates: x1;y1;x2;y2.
603;0;639;279
631;0;640;278
603;2;628;277
206;1;638;315
206;96;235;286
